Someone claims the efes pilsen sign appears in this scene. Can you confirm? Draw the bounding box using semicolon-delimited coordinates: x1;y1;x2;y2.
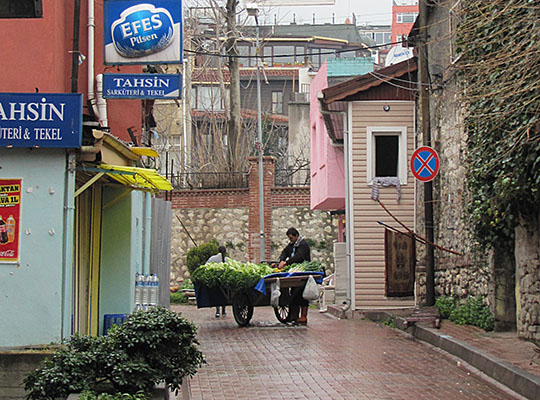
104;0;182;65
0;93;82;149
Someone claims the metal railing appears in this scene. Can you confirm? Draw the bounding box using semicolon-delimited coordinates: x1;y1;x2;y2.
168;172;249;190
275;168;310;187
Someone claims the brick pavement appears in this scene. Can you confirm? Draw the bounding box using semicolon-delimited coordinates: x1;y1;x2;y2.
172;305;521;400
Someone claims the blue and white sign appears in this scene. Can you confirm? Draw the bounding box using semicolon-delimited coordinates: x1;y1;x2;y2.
104;0;182;65
0;93;82;149
103;73;182;99
410;146;440;182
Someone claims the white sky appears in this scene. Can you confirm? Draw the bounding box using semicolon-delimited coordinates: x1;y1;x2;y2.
255;0;393;26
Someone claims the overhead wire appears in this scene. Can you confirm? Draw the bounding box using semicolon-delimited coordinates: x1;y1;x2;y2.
184;40;405;59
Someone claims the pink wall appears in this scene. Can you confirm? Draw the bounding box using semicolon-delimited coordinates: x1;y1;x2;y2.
0;1;142;143
309;62;345;211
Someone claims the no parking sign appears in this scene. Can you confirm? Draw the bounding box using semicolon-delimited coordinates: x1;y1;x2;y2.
410;146;440;182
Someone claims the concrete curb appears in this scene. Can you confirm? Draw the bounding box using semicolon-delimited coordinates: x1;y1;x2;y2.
364;311;540;400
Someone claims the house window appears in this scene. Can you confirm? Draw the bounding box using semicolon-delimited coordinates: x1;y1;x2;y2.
396;12;418;23
271;91;283;114
273;46;294;65
0;0;42;18
375;136;399;177
366;126;408;184
295;46;305;64
192;86;228;111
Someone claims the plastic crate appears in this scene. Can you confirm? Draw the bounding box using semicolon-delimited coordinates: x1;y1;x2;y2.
103;314;127;335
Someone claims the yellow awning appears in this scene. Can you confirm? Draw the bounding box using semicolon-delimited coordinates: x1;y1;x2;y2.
99;164;172;192
130;147;160;158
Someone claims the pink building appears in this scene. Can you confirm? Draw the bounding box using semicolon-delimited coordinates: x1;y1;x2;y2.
311;58;418;310
310;62;346;212
0;2;142;143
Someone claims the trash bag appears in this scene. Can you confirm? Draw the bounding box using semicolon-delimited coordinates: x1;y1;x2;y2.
302;275;320;302
270;277;281;307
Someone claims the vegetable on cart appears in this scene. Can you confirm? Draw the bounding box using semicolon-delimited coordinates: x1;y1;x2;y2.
191;260;324;326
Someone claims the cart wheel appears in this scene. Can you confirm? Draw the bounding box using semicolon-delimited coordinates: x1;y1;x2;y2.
233;293;253;327
273;305;291;323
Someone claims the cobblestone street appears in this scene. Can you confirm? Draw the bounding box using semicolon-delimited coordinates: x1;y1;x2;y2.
173;305;522;400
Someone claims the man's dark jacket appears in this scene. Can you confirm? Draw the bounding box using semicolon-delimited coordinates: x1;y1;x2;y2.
279;238;311;265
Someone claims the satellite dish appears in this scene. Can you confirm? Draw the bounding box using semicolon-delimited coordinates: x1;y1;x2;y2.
385;44;413;67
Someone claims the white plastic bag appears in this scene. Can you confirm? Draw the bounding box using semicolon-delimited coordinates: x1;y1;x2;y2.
302;275;320;301
270;277;281;307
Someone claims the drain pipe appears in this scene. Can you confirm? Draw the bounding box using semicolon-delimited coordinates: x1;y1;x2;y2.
317;99;354;312
87;0;100;121
95;74;108;127
143;192;152;275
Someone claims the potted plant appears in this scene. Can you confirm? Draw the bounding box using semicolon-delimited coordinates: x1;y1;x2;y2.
24;307;204;400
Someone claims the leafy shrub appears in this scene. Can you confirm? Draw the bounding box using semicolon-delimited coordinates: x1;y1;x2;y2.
186;240;218;275
191;260;273;291
449;296;494;331
435;296;456;319
24;334;108;399
79;390;147;400
170;291;188;304
180;279;194;290
24;307;204;399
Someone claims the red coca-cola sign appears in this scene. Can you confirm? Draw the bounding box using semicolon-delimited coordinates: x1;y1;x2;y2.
0;179;21;263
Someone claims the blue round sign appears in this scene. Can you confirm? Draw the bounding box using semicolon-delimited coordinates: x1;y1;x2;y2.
410;146;440;182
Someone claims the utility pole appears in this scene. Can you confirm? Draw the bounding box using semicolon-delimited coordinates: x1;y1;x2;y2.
247;4;265;262
418;0;435;306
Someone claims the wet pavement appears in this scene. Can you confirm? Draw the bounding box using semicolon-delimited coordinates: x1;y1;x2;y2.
172;305;522;400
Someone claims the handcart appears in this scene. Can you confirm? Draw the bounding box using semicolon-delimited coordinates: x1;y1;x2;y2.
194;271;324;327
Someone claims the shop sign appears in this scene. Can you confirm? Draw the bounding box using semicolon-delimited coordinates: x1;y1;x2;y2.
0;179;21;263
103;73;182;99
104;0;183;65
0;93;82;148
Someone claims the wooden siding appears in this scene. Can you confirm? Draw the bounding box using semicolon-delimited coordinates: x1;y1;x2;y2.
350;101;416;309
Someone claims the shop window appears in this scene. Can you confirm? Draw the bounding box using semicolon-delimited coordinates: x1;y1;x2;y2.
366;126;407;184
0;0;42;18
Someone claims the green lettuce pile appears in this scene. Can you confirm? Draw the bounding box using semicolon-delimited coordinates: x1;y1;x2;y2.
283;261;324;273
191;260;273;291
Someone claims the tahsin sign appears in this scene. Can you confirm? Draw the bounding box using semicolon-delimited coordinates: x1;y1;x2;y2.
104;0;183;65
0;179;21;263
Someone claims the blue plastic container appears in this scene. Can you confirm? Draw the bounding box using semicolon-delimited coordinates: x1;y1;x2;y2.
103;314;127;335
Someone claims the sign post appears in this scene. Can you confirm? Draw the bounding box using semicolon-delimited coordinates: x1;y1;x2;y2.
410;146;440;182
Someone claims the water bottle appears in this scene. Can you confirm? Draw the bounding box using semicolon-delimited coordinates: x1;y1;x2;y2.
142;274;151;310
149;274;159;307
135;273;144;310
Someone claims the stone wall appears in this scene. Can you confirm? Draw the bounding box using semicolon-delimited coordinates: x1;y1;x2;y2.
418;2;516;332
170;207;250;285
434;257;491;299
515;214;540;340
170;206;337;286
271;207;336;274
169;157;337;287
